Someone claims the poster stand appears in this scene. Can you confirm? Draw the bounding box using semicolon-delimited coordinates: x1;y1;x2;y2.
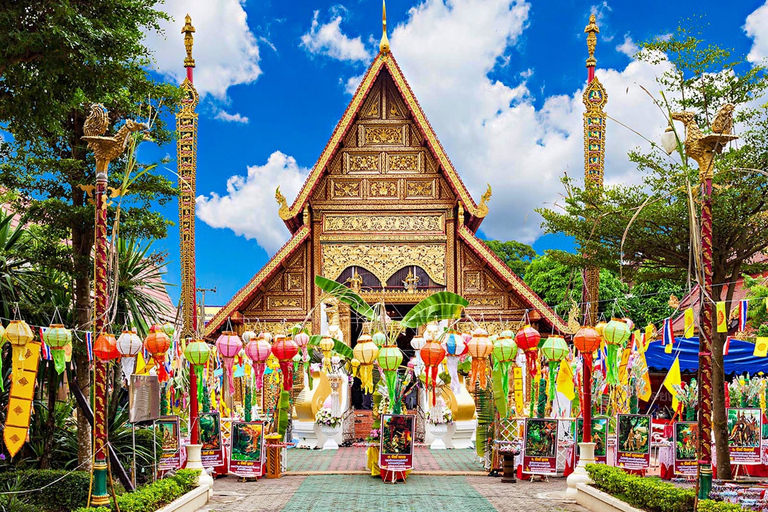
379;414;415;484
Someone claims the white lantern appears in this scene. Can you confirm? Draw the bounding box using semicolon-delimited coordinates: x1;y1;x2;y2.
661;124;677;155
242;330;257;343
116;330;143;381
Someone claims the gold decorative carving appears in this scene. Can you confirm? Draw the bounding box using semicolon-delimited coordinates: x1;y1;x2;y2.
406;180;433;197
323;214;442;233
464;271;481;291
388;153;419;172
268;297;301;309
182;15;196;68
584;14;599;68
369;180;397;197
349;154;379;172
468;296;503;307
322;244;445;285
275;186;291;220
332;181;360;198
476;184;492;217
364;126;403;145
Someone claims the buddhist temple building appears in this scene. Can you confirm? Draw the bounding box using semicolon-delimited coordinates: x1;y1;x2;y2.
203;20;566;347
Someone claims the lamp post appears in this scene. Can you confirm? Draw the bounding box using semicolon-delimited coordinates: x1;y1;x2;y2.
81;105;147;505
663;106;737;499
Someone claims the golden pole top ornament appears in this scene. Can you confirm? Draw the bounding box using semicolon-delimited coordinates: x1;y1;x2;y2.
584;14;599;68
380;0;390;54
81;104;148;173
182;14;196;68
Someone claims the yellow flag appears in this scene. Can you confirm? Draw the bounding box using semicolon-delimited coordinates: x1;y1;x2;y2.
634;330;644;354
619;348;631;385
556;360;575;401
684;308;694;338
754;337;768;357
663;356;682;412
637;353;652;401
716;302;727;333
645;324;655;344
665;341;674;354
134;352;149;375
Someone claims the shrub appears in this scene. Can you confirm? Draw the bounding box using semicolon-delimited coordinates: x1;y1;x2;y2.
0;470;90;512
73;469;200;512
586;464;695;512
697;501;744;512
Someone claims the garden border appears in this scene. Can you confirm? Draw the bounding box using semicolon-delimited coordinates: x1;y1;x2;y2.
576;483;645;512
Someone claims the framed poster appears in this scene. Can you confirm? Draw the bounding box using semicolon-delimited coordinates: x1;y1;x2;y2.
727;408;761;465
616;414;651;470
523;418;559;475
156;416;181;471
229;421;265;478
379;414;415;472
575;417;608;464
674;421;698;476
199;411;224;467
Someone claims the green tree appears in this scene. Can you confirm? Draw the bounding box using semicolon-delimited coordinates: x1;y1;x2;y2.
538;24;768;479
743;275;768;337
485;240;536;278
0;1;180;464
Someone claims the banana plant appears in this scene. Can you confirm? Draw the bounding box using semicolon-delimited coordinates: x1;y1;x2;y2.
314;275;374;320
400;291;469;328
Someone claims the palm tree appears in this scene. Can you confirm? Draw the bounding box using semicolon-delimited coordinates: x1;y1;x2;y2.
0;209;38;319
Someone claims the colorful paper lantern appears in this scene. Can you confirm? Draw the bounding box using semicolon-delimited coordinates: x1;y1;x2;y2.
116;329;142;381
602;318;631;384
442;330;466;394
372;331;387;347
420;338;446;406
294;331;310;361
162;322;175;337
5;319;34;379
541;336;568;400
44;324;72;375
271;334;299;390
350;358;361;378
94;332;119;361
467;328;493;390
595;321;608;340
515;325;541;377
184;340;211;403
353;334;378;393
573;327;601;354
410;335;426;375
244;334;271;390
242;330;257;343
377;345;403;404
319;335;335;373
216;331;243;393
144;326;171;382
492;330;518;401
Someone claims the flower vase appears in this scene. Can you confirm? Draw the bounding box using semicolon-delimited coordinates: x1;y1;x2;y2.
430;423;448;450
321;425;341;450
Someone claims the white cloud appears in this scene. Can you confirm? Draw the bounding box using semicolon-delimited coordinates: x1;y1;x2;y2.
196;152;309;254
616;35;638;57
214;110;249;124
144;0;262;98
343;73;365;95
300;10;372;62
745;1;768;64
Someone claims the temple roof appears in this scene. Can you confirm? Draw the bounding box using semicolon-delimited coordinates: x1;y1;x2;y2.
204;225;310;336
278;50;489;233
458;225;567;333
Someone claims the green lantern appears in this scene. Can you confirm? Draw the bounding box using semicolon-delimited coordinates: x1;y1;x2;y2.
541;336;569;401
162;322;175;337
602;318;631;385
372;331;387;347
44;324;72;375
377;345;403;406
492;332;518;404
184;340;211;403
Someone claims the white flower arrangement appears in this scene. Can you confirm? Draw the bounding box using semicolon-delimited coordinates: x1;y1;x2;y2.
426;407;453;425
315;407;341;428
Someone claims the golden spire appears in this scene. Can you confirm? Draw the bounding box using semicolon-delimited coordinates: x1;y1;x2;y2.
379;0;390;54
182;14;196;68
584;13;599;68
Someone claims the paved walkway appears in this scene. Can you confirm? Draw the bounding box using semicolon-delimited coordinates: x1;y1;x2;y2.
197;448;588;512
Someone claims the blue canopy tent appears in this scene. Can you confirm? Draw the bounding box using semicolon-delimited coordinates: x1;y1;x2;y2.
644;337;768;375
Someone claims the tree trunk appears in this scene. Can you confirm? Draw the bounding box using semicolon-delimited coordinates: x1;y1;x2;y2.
712;329;731;479
73;221;94;467
39;363;57;469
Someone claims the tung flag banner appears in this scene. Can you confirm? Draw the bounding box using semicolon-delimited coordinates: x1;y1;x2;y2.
754;337;768;358
645;324;655;345
716;302;728;333
663;356;682;413
636;353;652;402
556;359;576;401
739;300;748;331
684;308;694;338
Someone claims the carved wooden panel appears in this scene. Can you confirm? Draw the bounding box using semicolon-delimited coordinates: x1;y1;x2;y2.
322;243;446;285
387;152;421;173
360;80;382;120
241;242;310;318
360;124;408;146
344;152;381;174
323;213;444;234
406;179;436;199
330;180;362;199
368;179;399;199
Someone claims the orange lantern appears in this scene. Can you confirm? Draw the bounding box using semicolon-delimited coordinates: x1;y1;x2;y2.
144;326;171;382
420;337;446;406
94;332;119;361
467;327;493;391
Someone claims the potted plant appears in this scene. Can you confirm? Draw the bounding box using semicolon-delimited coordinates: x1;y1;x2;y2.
427;401;453;450
315;407;342;450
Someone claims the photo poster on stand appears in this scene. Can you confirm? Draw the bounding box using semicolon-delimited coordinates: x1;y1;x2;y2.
156;416;181;471
673;421;698;476
523;418;559;475
199;411;224;467
379;414;415;472
575;417;608;464
229;421;265;478
727;407;762;465
615;414;651;470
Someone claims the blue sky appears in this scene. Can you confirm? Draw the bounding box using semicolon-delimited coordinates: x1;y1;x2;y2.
136;0;768;306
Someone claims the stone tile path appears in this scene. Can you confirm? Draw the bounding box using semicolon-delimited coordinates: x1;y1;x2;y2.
285;446;484;473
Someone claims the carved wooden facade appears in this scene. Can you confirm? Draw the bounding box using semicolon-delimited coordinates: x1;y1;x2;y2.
205;51;565;340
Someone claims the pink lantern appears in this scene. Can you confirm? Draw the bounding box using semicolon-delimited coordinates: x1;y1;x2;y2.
215;331;243;394
294;331;310;361
245;334;272;390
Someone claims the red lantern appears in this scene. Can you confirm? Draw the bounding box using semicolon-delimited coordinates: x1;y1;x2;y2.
574;326;600;372
271;334;299;390
94;332;119;361
420;338;446;406
144;326;171;382
515;325;541;377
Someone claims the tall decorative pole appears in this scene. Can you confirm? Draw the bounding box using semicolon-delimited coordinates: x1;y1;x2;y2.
177;14;201;442
81;105;147;506
669;106;737;500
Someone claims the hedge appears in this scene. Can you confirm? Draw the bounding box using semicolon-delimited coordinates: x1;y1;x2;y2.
585;464;746;512
0;469;91;512
73;469;199;512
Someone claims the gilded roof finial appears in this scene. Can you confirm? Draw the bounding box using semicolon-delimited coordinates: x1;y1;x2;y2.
182;14;196;68
584;14;599;68
379;0;390;54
